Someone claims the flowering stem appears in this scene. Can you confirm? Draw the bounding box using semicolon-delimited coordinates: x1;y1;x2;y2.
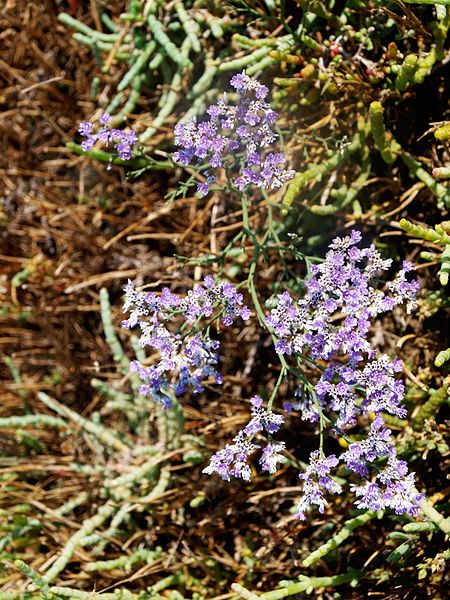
68;142;162;169
247;247;266;328
268;366;287;411
241;192;258;246
313;390;325;456
245;231;292;389
306;381;350;448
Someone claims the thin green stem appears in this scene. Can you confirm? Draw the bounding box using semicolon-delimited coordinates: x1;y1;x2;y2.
267;367;287;411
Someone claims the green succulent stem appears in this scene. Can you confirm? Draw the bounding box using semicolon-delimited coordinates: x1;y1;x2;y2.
369;101;400;164
301;511;376;567
412;385;449;431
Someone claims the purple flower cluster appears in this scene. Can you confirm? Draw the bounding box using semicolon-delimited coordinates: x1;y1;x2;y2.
202;233;422;519
266;230;419;362
203;395;285;480
295;446;422;520
78;113;137;162
352;454;422;516
173;72;295;196
122;277;250;406
313;354;407;429
295;452;342;520
337;416;422;515
263;231;422;519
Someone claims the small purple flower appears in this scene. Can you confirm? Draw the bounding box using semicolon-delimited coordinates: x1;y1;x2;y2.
78;121;94;136
230;73;247;90
203;432;258;482
296;451;342;520
255;85;269;100
197;182;210;196
236;125;249;138
97;126;111;143
244;111;260;126
203;395;286;481
99;112;112;125
246;151;260;166
267;232;419;370
116;141;132;161
260;441;286;474
81;137;96;151
242;395;284;436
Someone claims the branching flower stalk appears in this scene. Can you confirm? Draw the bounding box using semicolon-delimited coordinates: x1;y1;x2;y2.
200;229;423;519
122;72;424;522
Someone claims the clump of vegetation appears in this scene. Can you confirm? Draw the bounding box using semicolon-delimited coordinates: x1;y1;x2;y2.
1;1;449;598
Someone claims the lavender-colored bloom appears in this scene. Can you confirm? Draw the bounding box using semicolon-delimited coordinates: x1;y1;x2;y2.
116;141;132;161
243;395;284;436
260;441;286;474
267;232;419;394
122;277;250;405
81;136;96;151
203;397;286;480
197;182;210;197
78;112;137;163
351;453;423;516
230;73;247;90
173;72;295;195
296;451;342;520
357;355;407;418
78;121;94;136
351;481;384;511
341;416;393;476
99;112;112;125
265;232;421;519
124;224;422;521
202;432;258;482
97;126;111;143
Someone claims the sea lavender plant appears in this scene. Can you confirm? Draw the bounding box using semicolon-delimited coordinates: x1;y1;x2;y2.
288;236;422;517
173;71;295;196
118;72;422;521
78;112;138;165
203;231;423;519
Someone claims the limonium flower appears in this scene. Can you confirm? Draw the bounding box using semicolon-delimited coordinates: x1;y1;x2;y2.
78;112;137;165
351;455;422;516
122;277;250;406
173;72;295;196
295;452;342;520
270;232;422;519
203;232;423;519
266;230;419;364
202;395;285;480
259;441;286;474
